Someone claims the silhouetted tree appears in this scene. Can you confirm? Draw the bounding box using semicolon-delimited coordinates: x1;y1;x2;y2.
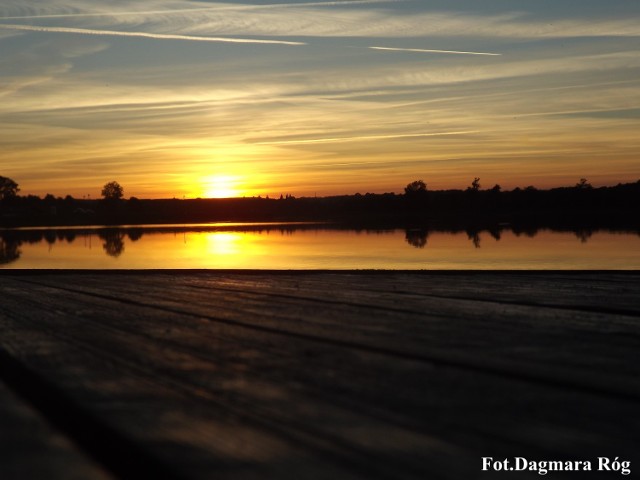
468;178;481;192
491;184;501;193
404;180;427;195
575;178;593;190
102;181;124;201
0;176;19;201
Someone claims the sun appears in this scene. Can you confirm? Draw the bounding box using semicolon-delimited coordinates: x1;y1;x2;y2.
202;174;241;199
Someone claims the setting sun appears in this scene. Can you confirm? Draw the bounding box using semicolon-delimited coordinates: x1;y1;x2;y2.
201;175;242;199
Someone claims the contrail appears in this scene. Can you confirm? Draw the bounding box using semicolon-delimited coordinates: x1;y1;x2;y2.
0;8;226;20
0;0;395;20
0;23;306;45
370;46;502;56
255;131;478;145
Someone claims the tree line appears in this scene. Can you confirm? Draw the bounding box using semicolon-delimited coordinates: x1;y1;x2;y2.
1;176;639;230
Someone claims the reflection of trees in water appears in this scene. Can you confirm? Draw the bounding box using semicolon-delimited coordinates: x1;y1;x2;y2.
467;230;481;249
127;228;143;241
99;230;125;257
512;226;538;238
488;227;501;241
44;230;57;245
0;237;21;265
574;229;593;243
399;224;608;251
62;231;77;243
0;223;625;267
405;229;429;248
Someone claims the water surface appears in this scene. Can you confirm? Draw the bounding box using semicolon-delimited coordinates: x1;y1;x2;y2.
1;224;638;269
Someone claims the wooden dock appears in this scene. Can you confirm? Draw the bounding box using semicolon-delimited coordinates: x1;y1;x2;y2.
1;271;639;479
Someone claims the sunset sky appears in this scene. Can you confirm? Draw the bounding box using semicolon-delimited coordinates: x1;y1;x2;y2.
2;0;639;199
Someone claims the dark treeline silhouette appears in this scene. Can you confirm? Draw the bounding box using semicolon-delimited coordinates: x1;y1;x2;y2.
1;178;639;231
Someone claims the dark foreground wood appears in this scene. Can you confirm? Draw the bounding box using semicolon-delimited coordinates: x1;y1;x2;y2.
0;271;639;479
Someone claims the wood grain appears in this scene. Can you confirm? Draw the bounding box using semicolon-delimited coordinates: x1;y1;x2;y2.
0;271;638;479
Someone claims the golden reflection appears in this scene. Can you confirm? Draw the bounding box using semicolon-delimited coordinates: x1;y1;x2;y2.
177;231;268;268
206;232;241;256
3;227;640;269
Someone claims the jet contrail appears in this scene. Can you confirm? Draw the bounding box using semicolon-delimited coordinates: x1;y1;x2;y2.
0;23;306;45
370;46;502;56
0;0;395;20
255;131;479;145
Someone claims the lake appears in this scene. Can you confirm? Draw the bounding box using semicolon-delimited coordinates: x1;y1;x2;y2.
1;224;639;269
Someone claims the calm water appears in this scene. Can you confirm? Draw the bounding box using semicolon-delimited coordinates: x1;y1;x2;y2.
1;224;639;269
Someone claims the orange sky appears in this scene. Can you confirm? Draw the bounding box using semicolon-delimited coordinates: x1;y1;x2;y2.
1;1;639;199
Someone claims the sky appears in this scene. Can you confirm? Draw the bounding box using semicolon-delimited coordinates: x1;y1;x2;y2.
1;0;639;199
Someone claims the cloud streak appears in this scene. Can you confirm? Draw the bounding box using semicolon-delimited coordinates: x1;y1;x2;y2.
254;131;478;145
0;23;306;45
369;46;501;56
4;2;638;40
0;0;395;19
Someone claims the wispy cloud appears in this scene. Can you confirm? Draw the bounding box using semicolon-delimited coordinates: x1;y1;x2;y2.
0;23;306;45
254;131;478;145
0;29;21;39
309;51;640;93
369;46;501;56
100;8;640;39
0;0;395;19
5;2;638;40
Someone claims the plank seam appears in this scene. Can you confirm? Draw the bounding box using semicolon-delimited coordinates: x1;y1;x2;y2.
0;346;187;480
181;281;640;318
13;276;640;403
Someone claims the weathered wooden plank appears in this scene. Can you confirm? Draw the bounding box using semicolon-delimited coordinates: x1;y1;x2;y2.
181;271;640;314
0;281;470;479
371;272;640;314
0;319;382;480
0;381;113;480
1;272;639;480
18;272;640;398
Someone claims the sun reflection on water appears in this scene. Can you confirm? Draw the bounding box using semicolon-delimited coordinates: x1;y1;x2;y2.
206;232;241;256
1;226;639;269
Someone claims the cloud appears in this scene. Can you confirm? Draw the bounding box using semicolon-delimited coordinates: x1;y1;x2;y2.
106;8;640;39
369;46;501;56
253;131;479;145
0;23;307;45
0;0;395;19
4;2;638;40
306;51;640;93
0;36;109;100
0;63;73;100
0;29;22;39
